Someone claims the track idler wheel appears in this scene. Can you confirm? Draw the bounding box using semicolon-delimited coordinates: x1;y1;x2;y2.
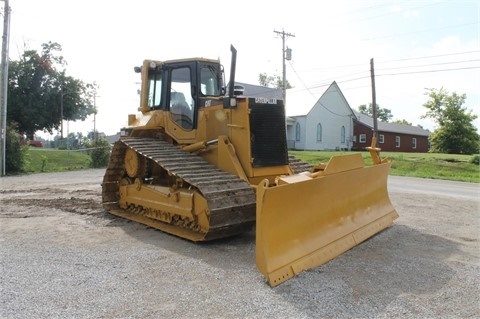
124;148;146;178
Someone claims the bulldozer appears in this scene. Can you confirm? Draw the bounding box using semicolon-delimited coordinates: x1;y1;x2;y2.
102;45;398;287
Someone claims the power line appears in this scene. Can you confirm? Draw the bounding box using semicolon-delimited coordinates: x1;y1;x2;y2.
310;76;371;89
311;65;479;88
377;59;480;71
377;65;480;77
287;60;316;99
281;1;478;107
306;70;370;89
377;50;480;64
291;51;479;92
301;50;479;73
362;21;478;42
290;63;479;95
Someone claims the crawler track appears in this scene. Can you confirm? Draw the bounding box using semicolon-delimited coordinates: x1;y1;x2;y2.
102;137;256;241
288;155;313;174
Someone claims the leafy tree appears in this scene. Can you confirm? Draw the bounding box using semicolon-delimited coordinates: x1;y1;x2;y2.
392;119;412;125
7;42;97;139
422;88;479;154
258;72;292;89
358;104;393;122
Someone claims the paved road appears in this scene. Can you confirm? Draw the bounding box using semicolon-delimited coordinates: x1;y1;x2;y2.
388;175;479;200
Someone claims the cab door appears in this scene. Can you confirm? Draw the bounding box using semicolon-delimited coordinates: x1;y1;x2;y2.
165;63;197;143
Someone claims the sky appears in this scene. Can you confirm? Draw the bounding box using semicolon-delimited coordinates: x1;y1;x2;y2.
3;0;479;139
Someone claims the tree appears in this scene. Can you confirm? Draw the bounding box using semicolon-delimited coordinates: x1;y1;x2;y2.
392;119;412;125
258;72;292;89
7;42;97;139
358;104;393;122
422;88;479;154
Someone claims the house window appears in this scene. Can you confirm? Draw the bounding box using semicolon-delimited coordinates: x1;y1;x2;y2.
353;135;357;142
341;126;345;143
396;136;401;148
359;134;366;143
295;123;301;141
316;123;322;142
379;134;384;143
412;137;417;149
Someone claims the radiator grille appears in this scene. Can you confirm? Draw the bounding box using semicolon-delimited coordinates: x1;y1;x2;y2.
249;99;289;167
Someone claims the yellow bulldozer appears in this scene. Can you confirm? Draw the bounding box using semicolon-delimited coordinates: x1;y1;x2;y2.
102;46;398;287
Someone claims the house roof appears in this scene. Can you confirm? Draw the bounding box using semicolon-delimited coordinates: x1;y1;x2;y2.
310;81;355;117
285;81;355;118
353;110;430;136
230;82;283;99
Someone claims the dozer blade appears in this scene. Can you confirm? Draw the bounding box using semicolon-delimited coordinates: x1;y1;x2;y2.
256;153;398;287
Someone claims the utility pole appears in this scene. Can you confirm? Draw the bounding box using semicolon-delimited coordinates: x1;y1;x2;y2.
370;58;378;146
274;29;295;104
0;0;10;176
60;91;65;139
93;93;97;141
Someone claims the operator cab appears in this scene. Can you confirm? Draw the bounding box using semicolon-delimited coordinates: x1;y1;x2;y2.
136;59;225;130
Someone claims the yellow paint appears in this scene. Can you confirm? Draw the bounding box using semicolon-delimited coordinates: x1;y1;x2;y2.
256;159;398;287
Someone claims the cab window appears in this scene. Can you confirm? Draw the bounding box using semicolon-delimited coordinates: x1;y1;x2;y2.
200;66;220;96
170;67;194;130
148;70;162;108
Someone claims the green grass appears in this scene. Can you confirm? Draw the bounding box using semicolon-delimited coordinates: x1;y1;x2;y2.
25;148;479;183
290;150;480;183
25;148;92;173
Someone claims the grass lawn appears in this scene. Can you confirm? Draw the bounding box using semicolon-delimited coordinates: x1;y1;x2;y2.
24;147;479;183
290;150;479;183
25;148;92;173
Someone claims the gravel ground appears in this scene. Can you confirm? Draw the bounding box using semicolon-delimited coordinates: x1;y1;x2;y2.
0;169;479;319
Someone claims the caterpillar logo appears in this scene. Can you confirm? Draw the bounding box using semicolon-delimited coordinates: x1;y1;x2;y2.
255;97;277;104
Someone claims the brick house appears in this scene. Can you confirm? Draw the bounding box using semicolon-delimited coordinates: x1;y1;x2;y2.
353;111;430;152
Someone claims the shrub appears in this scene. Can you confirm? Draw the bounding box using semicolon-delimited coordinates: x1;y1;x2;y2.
58;143;68;150
41;155;48;172
85;138;111;168
5;124;27;174
470;154;480;165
